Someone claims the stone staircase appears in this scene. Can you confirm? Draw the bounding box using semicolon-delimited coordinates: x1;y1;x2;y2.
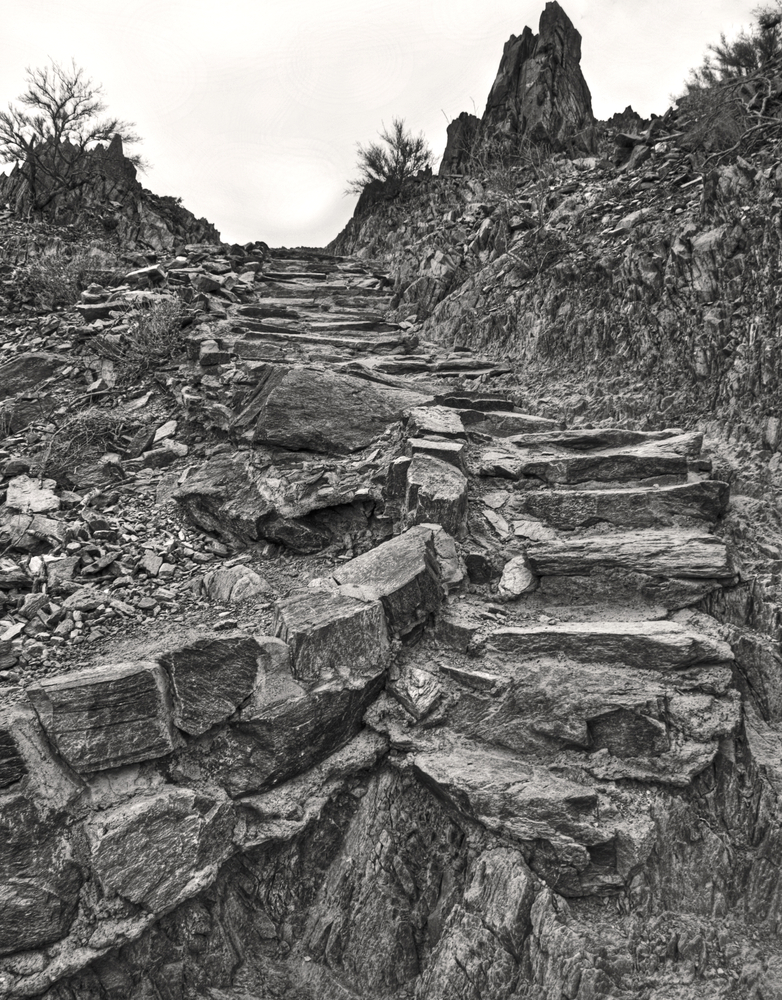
1;244;776;1000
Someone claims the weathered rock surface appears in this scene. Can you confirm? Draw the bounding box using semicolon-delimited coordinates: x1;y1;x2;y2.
3;56;782;999
487;619;733;668
404;453;469;537
159;635;264;736
274;589;389;682
332;525;443;635
173;452;374;552
233;363;431;453
513;480;730;529
0;134;219;248
28;661;177;772
526;529;735;580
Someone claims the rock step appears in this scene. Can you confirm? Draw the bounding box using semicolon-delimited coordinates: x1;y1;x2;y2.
236;329;405;351
461;409;559;435
257;283;391;301
412;738;651;896
526;529;734;580
478;445;689;484
356;357;512;378
511;480;730;529
485;619;733;668
507;427;687;451
309;318;401;333
263;270;330;280
428;643;736;788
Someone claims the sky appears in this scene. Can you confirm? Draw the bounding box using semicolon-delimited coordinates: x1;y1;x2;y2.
0;0;761;247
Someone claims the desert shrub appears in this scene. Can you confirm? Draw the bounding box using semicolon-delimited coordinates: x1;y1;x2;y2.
677;7;782;165
41;406;129;483
347;117;432;194
98;296;186;384
21;245;104;308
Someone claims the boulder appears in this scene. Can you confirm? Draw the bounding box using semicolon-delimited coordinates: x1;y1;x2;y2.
498;555;538;597
0;557;30;588
174;453;369;553
201;564;271;603
86;787;232;913
333;525;443;636
408;437;467;469
28;661;178;772
159;635;265;736
405;454;469;537
274;589;389;683
5;475;60;514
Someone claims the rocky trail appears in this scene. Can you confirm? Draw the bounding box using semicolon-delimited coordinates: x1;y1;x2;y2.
0;233;780;1000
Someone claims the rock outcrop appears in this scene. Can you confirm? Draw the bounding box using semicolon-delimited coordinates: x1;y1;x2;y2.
0;134;219;249
440;0;596;173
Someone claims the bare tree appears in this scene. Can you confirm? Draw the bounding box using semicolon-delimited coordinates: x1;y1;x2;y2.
347;117;432;194
0;59;143;215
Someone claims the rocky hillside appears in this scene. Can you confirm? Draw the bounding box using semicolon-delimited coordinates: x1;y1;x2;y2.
331;2;782;463
1;4;782;1000
0;134;220;250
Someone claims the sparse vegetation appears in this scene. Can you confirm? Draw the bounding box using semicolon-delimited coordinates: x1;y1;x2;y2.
99;296;186;384
41;406;129;484
688;4;782;86
678;4;782;164
20;244;112;309
347;117;432;194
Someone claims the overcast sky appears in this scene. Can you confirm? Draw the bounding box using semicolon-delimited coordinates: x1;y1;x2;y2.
1;0;759;247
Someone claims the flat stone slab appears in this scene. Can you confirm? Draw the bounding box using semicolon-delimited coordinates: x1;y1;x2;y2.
233;363;432;453
405;454;468;537
332;525;443;635
507;428;687;450
408;437;466;469
406;405;465;438
526;530;735;580
6;475;60;514
274;589;389;683
28;661;177;772
486;620;733;668
512;481;730;530
477;447;688;484
464;410;559;436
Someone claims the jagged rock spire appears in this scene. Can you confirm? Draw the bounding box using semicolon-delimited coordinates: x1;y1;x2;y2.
441;1;596;173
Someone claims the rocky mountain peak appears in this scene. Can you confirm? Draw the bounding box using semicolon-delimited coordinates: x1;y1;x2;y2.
441;0;596;173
